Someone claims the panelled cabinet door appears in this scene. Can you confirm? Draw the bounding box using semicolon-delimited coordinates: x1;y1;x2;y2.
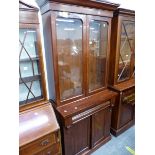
91;106;111;147
51;12;86;102
120;88;135;127
117;20;135;82
63;118;90;155
87;16;110;93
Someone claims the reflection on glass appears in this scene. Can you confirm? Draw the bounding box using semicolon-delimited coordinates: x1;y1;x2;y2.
56;17;83;100
19;28;43;105
19;29;38;59
117;21;135;82
19;80;42;104
88;20;108;91
20;61;39;78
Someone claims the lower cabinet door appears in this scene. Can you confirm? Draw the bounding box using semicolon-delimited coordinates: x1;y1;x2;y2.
120;88;135;127
63;117;90;155
91;106;111;147
120;103;135;127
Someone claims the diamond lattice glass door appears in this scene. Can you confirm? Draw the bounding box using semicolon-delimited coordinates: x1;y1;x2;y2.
117;21;135;82
19;29;43;105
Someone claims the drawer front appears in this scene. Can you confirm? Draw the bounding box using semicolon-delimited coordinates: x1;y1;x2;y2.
35;143;61;155
20;133;57;155
122;88;135;105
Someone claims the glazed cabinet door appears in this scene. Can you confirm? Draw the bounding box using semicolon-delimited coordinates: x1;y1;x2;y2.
117;19;135;82
19;27;45;106
51;12;86;103
63;117;90;155
87;15;111;94
91;106;111;147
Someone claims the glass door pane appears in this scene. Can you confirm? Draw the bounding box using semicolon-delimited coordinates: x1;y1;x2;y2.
19;28;43;105
56;16;83;100
88;20;108;92
117;21;135;82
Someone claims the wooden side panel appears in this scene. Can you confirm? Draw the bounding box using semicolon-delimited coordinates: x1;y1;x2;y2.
104;107;112;137
63;118;90;155
92;106;111;146
111;94;120;129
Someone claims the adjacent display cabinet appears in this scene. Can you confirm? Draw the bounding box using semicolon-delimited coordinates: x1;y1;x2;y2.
109;8;135;136
19;1;61;154
36;0;119;154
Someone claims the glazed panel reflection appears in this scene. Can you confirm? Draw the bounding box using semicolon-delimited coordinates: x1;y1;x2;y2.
56;18;83;100
88;20;108;91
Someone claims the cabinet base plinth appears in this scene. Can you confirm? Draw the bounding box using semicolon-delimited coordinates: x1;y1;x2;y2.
110;120;134;137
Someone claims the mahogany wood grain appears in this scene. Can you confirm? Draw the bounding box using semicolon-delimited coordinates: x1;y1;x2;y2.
40;2;114;18
34;143;61;155
114;8;135;17
63;118;90;155
56;89;117;119
109;8;135;136
19;103;60;147
92;107;111;147
110;86;135;136
109;78;135;92
36;0;120;154
37;0;119;11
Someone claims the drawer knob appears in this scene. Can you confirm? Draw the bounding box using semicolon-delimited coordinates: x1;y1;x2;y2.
41;139;49;146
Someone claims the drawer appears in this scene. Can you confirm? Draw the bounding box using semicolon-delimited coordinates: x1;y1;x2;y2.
35;143;61;155
20;133;58;155
122;88;135;105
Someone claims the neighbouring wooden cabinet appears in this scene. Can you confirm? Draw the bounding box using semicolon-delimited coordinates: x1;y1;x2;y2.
109;8;135;136
36;0;119;154
19;1;61;154
19;0;47;110
19;103;61;155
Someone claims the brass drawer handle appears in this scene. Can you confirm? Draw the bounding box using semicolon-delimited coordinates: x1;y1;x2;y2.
41;139;49;146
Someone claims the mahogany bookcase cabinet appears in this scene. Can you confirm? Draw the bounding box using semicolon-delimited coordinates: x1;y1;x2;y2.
36;0;119;154
108;8;135;136
19;1;61;155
